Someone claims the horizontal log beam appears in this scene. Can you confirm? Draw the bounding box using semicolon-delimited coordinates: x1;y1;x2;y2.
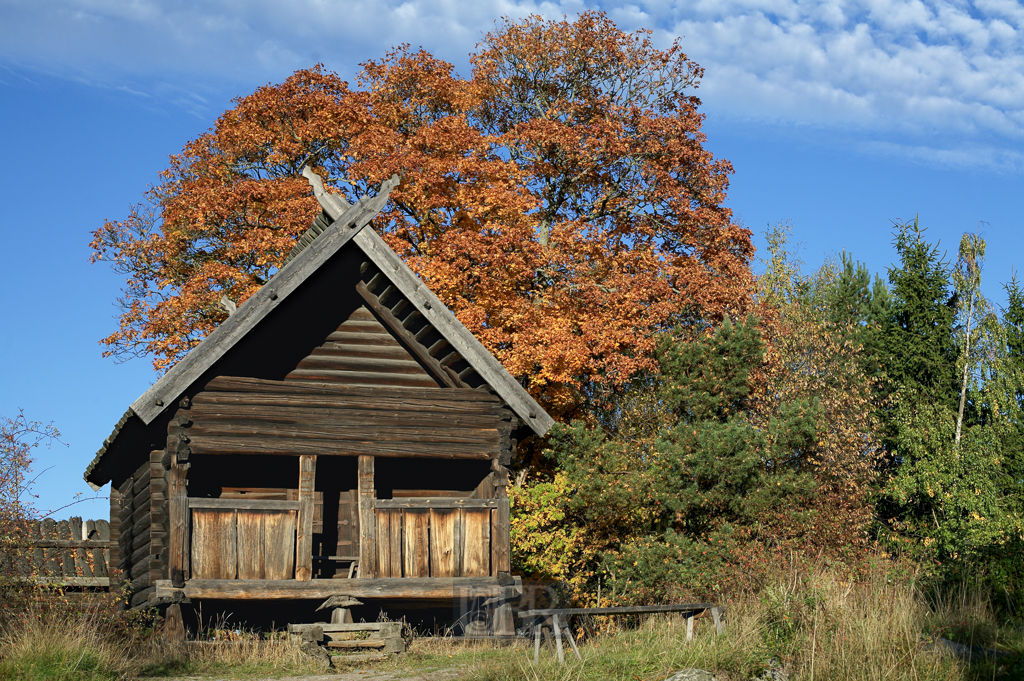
298;352;432;375
373;499;498;509
185;423;499;446
188;498;300;511
324;330;400;345
324;343;414;360
158;577;509;601
186;435;495;459
285;369;440;388
185;407;506;430
203;376;498;403
191;393;506;416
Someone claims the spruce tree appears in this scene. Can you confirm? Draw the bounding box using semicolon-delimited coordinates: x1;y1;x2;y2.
999;276;1024;521
1005;275;1024;411
883;217;958;409
829;252;890;378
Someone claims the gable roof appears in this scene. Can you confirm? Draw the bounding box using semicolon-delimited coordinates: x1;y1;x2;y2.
84;171;553;488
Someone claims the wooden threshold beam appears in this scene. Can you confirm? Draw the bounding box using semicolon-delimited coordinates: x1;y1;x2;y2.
373;498;498;509
155;577;512;601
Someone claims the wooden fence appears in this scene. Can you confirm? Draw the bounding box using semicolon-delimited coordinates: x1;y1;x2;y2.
0;517;111;587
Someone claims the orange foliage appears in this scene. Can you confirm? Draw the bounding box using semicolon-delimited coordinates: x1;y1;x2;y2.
92;13;755;419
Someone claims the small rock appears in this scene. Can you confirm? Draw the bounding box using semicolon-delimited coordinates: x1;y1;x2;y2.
926;636;1010;662
299;641;332;670
753;667;789;681
664;670;717;681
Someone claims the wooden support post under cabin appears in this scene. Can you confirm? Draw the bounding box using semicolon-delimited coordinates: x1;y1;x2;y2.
163;603;185;644
331;608;354;624
712;606;724;634
357;455;375;578
317;595;361;624
168;454;189;587
295;455;316;581
493;584;517;636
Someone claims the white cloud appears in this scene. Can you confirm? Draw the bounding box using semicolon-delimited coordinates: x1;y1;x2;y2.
1;0;1022;167
637;0;1024;150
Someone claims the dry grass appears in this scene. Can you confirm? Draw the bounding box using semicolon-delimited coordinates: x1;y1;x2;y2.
136;638;326;678
0;608;135;681
1;565;1020;680
0;600;323;680
403;566;1022;681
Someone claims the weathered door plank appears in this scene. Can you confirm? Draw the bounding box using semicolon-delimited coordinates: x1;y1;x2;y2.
264;510;297;580
428;508;459;578
403;509;430;578
462;509;491;577
375;509;392;578
295;455;316;581
191;509;237;580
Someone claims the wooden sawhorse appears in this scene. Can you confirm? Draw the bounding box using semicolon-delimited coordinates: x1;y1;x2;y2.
518;603;725;663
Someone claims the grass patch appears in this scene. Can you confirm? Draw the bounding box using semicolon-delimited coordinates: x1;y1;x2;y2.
377;567;1023;681
0;611;133;681
135;639;326;679
2;566;1021;680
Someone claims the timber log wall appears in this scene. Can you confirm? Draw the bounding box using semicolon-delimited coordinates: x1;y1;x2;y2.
113;450;168;607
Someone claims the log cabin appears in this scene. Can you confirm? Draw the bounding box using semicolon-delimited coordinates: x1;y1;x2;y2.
83;170;554;632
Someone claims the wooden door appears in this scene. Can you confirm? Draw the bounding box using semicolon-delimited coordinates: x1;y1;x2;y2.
370;502;496;578
190;504;297;580
191;509;237;579
337;490;358;559
403;510;430;577
428;508;461;577
461;509;491;577
236;510;296;579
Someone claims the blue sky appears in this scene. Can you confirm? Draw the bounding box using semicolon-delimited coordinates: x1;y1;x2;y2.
1;0;1022;519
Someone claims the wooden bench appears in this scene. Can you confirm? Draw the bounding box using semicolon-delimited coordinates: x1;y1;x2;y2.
517;603;725;663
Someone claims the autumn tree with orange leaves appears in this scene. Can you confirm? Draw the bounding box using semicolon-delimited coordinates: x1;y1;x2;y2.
92;12;754;421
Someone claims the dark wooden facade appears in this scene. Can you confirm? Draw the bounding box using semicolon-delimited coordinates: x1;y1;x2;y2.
84;172;552;625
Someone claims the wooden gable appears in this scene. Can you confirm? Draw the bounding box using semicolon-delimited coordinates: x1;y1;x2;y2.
85;170;553;490
285;305;439;389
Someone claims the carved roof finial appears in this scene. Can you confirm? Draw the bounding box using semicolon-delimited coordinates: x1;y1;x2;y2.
301;165;350;218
